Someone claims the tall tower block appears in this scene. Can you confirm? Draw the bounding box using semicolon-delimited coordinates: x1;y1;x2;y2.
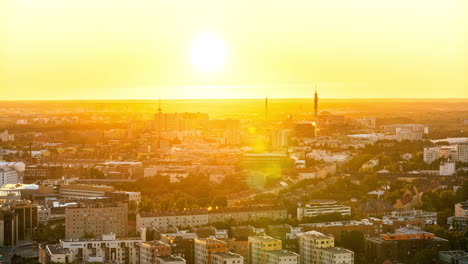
314;88;318;122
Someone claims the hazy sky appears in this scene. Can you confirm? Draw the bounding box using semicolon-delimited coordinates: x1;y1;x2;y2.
1;0;466;99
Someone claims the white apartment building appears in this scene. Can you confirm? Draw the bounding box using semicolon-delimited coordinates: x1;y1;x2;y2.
267;250;299;264
455;201;468;217
424;144;468;164
211;252;244;264
137;212;209;230
297;203;351;220
59;184;114;199
57;233;141;264
440;161;456;176
0;168;20;185
319;247;354;264
0;130;15;142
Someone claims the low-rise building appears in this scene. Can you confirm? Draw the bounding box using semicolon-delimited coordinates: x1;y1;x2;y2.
56;233;141;264
266;250;299;264
319;247;354;264
438;250;468;264
211;252;244;264
364;228;449;264
297;201;351;220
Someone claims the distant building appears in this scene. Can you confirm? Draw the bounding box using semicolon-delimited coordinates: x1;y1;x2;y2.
60;184;114;199
455;201;468;217
0;167;20;185
94;161;144;179
137;206;287;231
300;220;376;241
355;199;394;218
297;201;351;220
447;216;468;232
438;250;468;264
0;130;15;142
65;202;128;239
272;130;290;148
242;153;292;168
440;160;456;175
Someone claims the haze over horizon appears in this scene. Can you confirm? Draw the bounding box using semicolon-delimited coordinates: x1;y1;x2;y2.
1;0;466;100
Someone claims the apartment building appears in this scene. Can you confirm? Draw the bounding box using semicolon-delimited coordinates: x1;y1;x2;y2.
40;233;142;264
211;252;243;264
194;238;227;264
319;247;354;264
266;250;299;264
65;202;128;239
60;184;114;199
248;235;282;264
140;241;171;264
298;231;334;264
137;206;287;231
297;202;351;220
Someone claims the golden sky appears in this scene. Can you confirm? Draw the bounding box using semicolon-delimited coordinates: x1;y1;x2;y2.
1;0;466;99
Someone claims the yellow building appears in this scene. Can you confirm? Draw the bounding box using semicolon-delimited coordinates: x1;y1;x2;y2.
298;231;334;264
248;235;282;264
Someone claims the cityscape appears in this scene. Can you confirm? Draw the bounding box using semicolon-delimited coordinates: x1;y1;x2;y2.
1;1;467;264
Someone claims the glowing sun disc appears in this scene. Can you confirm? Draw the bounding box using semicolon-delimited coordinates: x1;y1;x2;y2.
190;33;227;73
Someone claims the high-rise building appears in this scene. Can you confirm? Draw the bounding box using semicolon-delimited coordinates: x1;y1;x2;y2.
272;130;290;148
298;231;334;264
458;143;468;163
194;238;227;264
248;235;282;264
65;202;128;239
0;200;38;246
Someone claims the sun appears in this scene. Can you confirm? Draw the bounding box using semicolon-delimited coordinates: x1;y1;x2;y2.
189;33;228;73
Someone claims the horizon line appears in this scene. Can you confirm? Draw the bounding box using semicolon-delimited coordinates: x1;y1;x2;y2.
1;97;468;102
